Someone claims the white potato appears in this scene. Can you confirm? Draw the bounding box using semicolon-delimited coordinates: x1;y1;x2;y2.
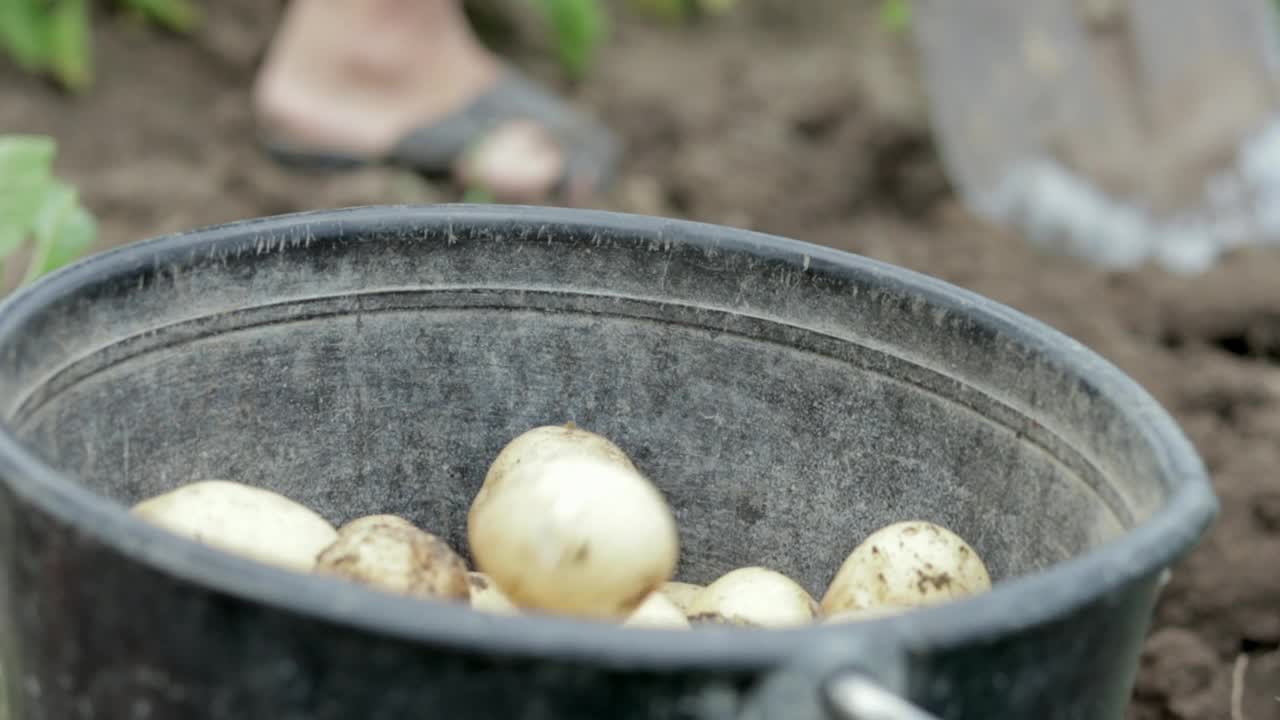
131;480;337;573
315;514;469;601
468;572;518;615
338;514;417;534
474;423;635;505
468;424;679;619
658;581;704;615
822;606;908;624
623;592;690;629
820;520;991;616
687;567;818;628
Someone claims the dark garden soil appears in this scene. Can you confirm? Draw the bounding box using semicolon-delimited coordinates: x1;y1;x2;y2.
2;1;1277;717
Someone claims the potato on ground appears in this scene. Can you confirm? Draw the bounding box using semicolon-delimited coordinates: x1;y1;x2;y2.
130;480;336;573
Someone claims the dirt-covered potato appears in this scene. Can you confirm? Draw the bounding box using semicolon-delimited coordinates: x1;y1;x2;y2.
822;606;908;624
688;567;818;628
623;591;690;629
130;480;337;573
468;572;518;615
338;513;417;534
658;581;704;616
315;514;469;601
468;424;679;620
821;520;991;616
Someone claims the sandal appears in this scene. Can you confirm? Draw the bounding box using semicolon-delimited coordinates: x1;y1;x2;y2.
257;68;620;201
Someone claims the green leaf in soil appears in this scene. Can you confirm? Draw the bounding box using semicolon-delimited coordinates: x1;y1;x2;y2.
0;0;53;70
120;0;200;33
625;0;688;23
693;0;735;17
539;0;606;78
0;135;57;259
879;0;911;33
46;0;93;93
24;180;96;284
462;185;497;204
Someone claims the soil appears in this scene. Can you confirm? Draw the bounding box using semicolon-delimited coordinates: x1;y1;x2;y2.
2;1;1278;717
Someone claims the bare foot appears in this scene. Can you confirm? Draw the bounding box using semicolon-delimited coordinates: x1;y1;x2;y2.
253;0;606;204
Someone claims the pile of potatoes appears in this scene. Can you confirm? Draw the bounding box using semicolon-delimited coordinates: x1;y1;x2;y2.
130;423;992;628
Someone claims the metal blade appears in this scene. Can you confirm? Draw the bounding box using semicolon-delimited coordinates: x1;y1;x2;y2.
912;0;1280;273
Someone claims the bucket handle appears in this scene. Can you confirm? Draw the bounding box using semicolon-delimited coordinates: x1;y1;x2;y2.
822;672;941;720
736;634;941;720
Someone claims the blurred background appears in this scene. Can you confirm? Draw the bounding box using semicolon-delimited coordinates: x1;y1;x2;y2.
2;1;1278;717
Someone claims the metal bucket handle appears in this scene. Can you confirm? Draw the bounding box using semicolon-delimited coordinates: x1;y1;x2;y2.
737;633;941;720
823;674;940;720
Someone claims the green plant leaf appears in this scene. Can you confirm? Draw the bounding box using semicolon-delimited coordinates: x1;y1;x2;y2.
462;185;496;204
539;0;606;78
0;657;8;720
23;180;96;283
46;0;92;92
120;0;199;32
0;0;53;70
0;0;49;68
879;0;911;33
0;135;96;287
626;0;688;23
0;135;57;259
1;0;200;92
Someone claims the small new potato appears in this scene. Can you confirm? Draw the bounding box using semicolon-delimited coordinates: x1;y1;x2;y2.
338;513;417;534
131;480;337;573
658;581;704;615
315;514;469;601
821;520;991;617
623;592;690;629
468;424;679;620
475;423;635;504
688;567;818;628
468;572;518;615
822;606;908;624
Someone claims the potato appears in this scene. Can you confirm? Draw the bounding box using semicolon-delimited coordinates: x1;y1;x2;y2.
475;423;635;502
822;606;908;624
468;572;518;615
623;591;690;629
687;567;818;628
658;581;704;615
338;513;417;533
468;424;679;619
131;480;337;573
821;520;991;617
314;514;469;601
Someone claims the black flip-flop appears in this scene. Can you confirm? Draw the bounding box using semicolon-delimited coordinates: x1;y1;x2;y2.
258;68;620;200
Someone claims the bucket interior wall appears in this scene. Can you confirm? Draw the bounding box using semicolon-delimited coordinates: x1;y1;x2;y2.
0;212;1172;595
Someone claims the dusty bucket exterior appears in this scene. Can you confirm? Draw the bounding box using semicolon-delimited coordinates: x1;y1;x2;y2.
0;205;1216;719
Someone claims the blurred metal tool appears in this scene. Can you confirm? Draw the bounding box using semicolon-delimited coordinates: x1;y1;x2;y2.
912;0;1280;273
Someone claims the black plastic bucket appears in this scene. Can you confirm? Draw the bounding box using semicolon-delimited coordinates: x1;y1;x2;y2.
0;205;1217;719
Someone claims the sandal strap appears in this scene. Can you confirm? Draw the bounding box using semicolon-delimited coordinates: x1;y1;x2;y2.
390;69;619;191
